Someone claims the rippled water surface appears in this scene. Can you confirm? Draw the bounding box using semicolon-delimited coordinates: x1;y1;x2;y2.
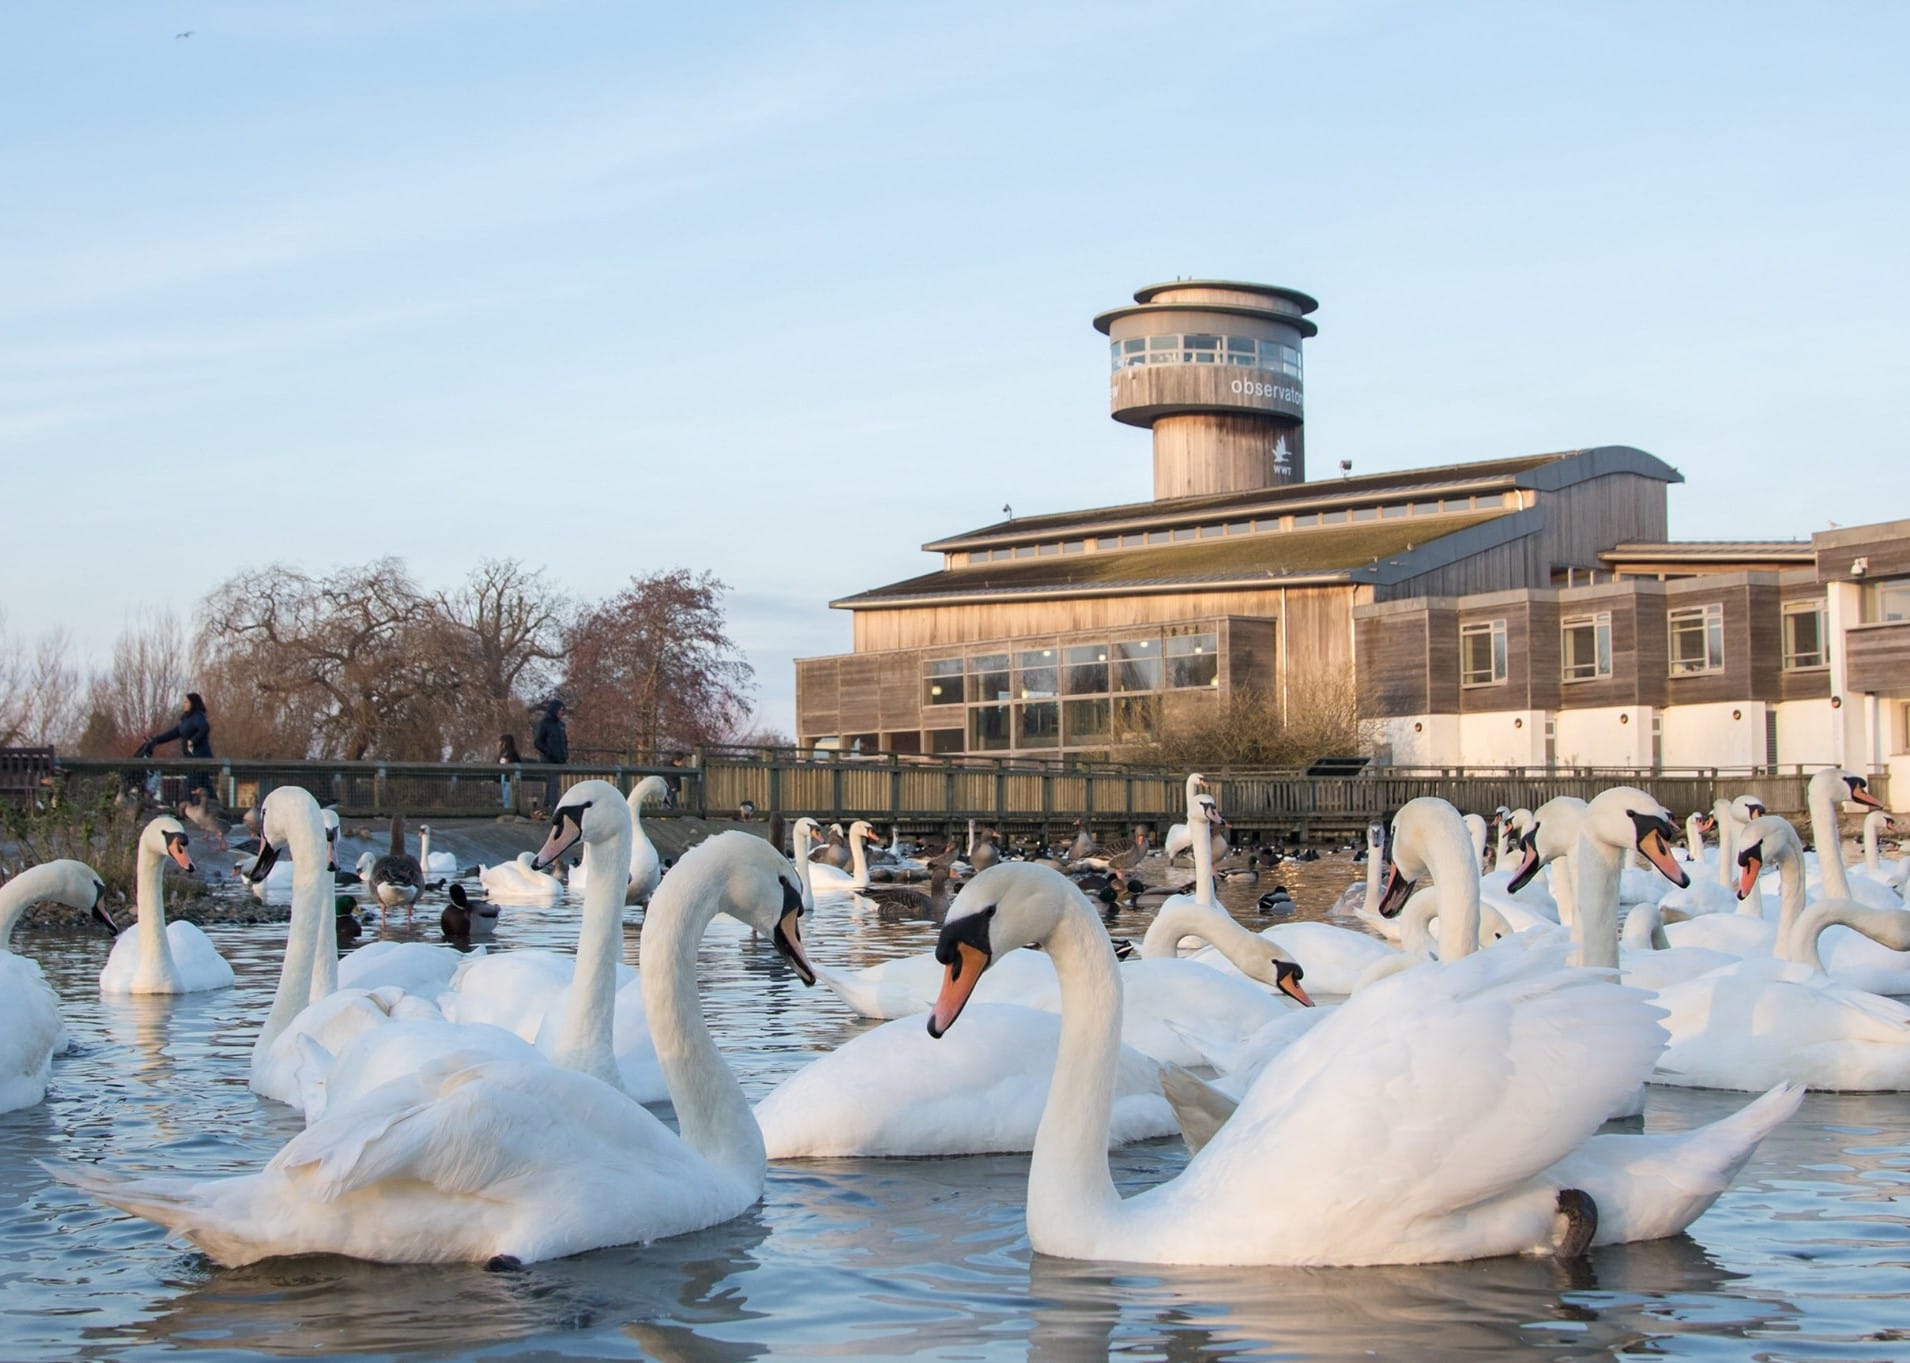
5;854;1907;1362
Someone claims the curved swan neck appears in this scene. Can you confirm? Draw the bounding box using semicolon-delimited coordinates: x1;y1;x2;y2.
0;861;95;947
1141;899;1269;975
849;829;871;888
1786;897;1910;970
1191;809;1217;907
131;837;182;988
1415;823;1480;961
1571;831;1621;970
1768;832;1807;945
639;848;765;1181
1028;897;1124;1239
1862;812;1886;874
550;815;634;1088
1809;779;1853;900
255;807;330;1061
1714;800;1736;889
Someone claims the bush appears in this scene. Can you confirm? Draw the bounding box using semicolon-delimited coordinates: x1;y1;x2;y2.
0;779;210;917
1138;679;1375;771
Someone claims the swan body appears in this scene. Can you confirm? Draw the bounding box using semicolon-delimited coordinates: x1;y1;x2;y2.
338;939;473;997
925;863;1798;1266
807;819;881;896
0;860;110;1112
55;824;817;1267
100;818;233;995
480;851;564;902
417;824;460;878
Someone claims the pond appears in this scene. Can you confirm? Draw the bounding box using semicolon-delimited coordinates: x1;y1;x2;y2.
4;852;1906;1361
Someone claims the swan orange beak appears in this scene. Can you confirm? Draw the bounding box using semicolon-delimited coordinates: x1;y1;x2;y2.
1635;826;1688;888
1736;849;1763;899
532;808;584;870
1847;779;1885;812
166;833;195;874
1274;959;1314;1007
1505;836;1543;893
928;942;988;1037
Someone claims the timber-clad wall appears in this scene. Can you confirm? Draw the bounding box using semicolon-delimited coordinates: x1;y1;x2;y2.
1816;520;1910;582
1847;621;1910;693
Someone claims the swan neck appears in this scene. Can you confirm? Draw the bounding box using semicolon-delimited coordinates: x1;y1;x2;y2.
1571;831;1621;969
255;813;329;1061
1191;810;1216;906
1810;783;1852;900
1862;813;1882;873
1419;823;1480;960
1714;801;1736;888
133;841;179;984
551;818;633;1088
1772;836;1807;944
0;863;79;947
1788;898;1910;968
1686;815;1705;864
850;832;870;888
1550;851;1579;927
1141;899;1260;972
1028;900;1123;1238
639;851;764;1181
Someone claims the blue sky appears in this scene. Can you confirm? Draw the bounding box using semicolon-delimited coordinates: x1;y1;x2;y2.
3;2;1905;735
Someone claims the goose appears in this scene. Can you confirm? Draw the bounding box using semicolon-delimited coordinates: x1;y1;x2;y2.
1647;825;1910;1091
806;819;882;896
861;863;954;920
1068;823;1151;874
367;814;426;924
479;850;564;902
440;883;497;939
0;860;112;1113
100;818;234;995
924;862;1800;1265
755;892;1304;1159
53;831;818;1268
564;775;668;903
416;824;459;878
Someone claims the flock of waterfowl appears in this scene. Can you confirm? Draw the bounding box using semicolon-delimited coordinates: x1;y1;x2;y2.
1;765;1905;1272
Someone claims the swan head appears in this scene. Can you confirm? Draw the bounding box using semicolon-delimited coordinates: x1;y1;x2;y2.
848;819;878;846
249;787;323;883
1506;795;1590;892
1374;798;1469;918
631;775;671;808
531;779;629;870
1731;793;1768;823
927;864;1079;1037
1193;794;1227;829
141;815;196;876
682;831;816;986
31;860;115;934
1814;766;1884;813
1582;787;1688;888
320;807;341;870
1735;814;1801;898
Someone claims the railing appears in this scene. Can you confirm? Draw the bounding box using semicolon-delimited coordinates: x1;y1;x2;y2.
46;751;1886;834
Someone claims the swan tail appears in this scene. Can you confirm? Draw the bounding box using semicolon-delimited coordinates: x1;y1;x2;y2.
293;1033;336;1124
1158;1062;1239;1156
43;1160;226;1247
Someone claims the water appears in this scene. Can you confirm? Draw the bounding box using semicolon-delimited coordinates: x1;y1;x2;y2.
4;856;1907;1362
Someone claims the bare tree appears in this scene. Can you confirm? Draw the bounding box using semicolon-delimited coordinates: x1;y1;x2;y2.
435;559;571;758
0;613;82;747
72;611;191;756
563;569;755;762
1144;678;1376;771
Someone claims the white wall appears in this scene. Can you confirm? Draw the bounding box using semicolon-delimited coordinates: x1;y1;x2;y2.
1553;705;1654;768
1774;699;1838;769
1456;710;1548;767
1659;700;1767;772
1375;714;1459;766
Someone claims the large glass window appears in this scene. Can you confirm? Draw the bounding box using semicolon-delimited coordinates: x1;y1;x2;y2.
1461;620;1508;687
968;653;1011;702
1113;695;1159;742
1109;333;1303;378
1782;601;1827;670
1063;644;1109;695
1016;701;1060;748
1560;613;1613;682
926;728;964;754
1870;580;1910;622
968;704;1010;752
1668;604;1725;675
1064;698;1111;743
1113;639;1162;691
1015;648;1058;699
924;657;964;706
1165;632;1219;688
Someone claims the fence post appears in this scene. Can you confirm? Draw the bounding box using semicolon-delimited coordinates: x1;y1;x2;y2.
769;760;782;820
890;754;902;819
374;763;387;817
692;746;708;818
832;758;845;822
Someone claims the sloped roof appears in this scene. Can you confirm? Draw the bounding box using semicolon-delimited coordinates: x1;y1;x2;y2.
835;510;1511;608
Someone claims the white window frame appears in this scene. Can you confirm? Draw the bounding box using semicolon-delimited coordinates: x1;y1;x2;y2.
1461;619;1508;688
1668;603;1725;676
1781;600;1828;671
1560;612;1613;683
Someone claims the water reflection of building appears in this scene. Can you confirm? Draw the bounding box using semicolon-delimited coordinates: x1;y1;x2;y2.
796;282;1910;778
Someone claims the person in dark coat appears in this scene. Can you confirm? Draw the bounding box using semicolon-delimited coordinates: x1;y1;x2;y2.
138;692;214;796
532;700;568;815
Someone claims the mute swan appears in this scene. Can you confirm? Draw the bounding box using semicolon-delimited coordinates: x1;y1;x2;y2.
927;862;1799;1265
1858;810;1907;892
54;832;818;1267
1801;768;1900;910
0;860;111;1113
100;818;233;995
368;814;426;924
479;850;564;902
807;819;882;896
417;824;459;878
1648;825;1910;1091
1163;775;1228;865
565;775;668;903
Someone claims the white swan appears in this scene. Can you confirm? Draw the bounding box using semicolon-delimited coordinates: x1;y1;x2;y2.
1858;810;1907;892
417;823;459;878
53;831;819;1267
479;850;564;903
564;774;668;903
925;862;1799;1266
1649;823;1910;1091
807;819;881;896
0;860;111;1112
99;818;234;995
1803;768;1901;910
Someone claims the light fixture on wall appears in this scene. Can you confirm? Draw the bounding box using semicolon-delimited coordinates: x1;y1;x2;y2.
1413;721;1424;733
1619;713;1630;724
1832;695;1844;709
1732;708;1743;721
1851;556;1869;577
1514;718;1524;729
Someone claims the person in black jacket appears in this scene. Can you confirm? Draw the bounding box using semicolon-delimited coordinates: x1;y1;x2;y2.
532;699;568;815
138;692;214;795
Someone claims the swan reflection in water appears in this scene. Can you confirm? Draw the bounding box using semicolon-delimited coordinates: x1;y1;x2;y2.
124;1211;774;1358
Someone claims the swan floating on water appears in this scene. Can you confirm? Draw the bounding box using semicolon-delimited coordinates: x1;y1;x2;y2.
99;818;233;995
0;859;112;1113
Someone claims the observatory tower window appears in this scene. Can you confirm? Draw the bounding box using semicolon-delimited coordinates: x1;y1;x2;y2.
1667;605;1725;676
1781;601;1827;670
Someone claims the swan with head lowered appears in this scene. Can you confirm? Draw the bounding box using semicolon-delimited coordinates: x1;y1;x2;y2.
1;860;113;1112
927;857;1798;1266
53;828;817;1267
99;818;233;994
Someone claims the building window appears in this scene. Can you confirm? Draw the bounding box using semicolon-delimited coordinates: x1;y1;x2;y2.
1037;542;1059;557
1197;524;1223;539
1560;613;1613;682
1293;513;1319;528
968;653;1011;702
1113;639;1163;691
1165;632;1220;688
1063;643;1109;695
926;728;964;754
1461;620;1508;687
1381;503;1408;518
1016;701;1060;748
924;657;964;706
1113;694;1159;742
1869;580;1910;622
1668;604;1725;675
1225;521;1252;536
1147;529;1171;546
1782;601;1828;670
1062;540;1085;555
1015;648;1058;699
1064;698;1111;743
1172;526;1197;542
1096;537;1120;551
968;705;1010;752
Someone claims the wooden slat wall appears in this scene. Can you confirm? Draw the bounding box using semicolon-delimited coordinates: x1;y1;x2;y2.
1356;611;1429;716
1816;523;1910;581
1662;584;1752;706
1847;621;1910;693
1220;618;1279;699
1425;605;1460;712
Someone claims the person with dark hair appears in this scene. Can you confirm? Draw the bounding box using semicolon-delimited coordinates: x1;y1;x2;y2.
532;700;568;816
138;693;214;796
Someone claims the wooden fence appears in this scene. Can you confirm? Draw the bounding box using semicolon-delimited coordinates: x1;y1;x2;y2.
48;751;1884;838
